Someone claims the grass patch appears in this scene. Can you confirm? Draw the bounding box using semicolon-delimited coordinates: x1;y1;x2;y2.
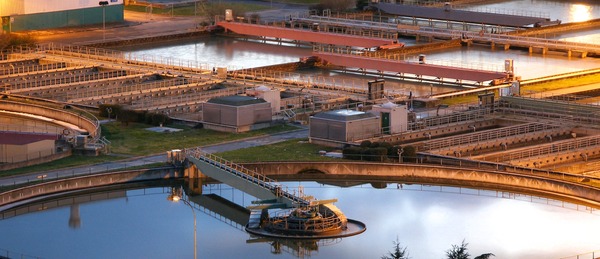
521;74;600;94
217;138;342;162
102;122;300;156
0;155;125;177
439;94;479;106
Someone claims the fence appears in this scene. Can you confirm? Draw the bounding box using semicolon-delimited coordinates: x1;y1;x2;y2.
421;122;561;151
560;250;600;259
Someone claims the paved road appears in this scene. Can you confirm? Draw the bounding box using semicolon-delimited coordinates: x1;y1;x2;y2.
0;129;308;188
32;10;200;45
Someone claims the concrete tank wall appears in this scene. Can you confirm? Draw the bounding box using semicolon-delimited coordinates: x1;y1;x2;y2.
0;100;99;138
0;167;181;208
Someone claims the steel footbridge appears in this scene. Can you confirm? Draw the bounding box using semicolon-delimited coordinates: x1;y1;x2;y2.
185;147;324;209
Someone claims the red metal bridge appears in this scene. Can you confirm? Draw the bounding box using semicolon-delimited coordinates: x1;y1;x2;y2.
217;21;396;49
314;51;508;84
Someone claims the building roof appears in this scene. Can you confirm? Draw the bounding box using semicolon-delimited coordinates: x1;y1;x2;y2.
380;102;398;109
0;132;59;145
313;109;377;121
255;85;271;92
207;95;267;106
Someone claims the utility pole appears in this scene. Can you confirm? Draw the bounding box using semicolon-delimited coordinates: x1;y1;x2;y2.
99;1;109;41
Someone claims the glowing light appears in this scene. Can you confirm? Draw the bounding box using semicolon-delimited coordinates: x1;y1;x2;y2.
570;4;592;23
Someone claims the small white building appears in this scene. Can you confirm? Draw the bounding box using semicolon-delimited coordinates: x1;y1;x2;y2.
370;102;408;134
253;85;281;113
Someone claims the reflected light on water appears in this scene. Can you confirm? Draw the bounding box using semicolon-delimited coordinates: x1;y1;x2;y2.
570;4;592;22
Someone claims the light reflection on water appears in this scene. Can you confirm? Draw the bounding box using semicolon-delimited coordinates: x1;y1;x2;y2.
1;182;599;259
464;0;600;23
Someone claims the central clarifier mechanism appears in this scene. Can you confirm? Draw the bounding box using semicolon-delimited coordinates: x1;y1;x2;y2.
183;148;366;239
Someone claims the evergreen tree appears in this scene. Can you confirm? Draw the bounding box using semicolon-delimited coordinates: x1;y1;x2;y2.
382;238;409;259
446;240;470;259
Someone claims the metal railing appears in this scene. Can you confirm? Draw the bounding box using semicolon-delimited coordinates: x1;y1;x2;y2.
421;123;561;151
0;62;67;76
498;97;600;128
128;83;246;111
560;250;600;259
12;43;217;75
501;135;600;162
69;78;217;104
312;44;504;73
8;70;128;92
265;208;344;232
186;148;310;206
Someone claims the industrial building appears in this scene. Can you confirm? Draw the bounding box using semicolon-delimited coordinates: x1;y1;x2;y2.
202;95;273;133
1;0;124;33
309;109;380;147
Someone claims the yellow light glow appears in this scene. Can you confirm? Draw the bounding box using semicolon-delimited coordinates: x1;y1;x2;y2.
570;4;592;23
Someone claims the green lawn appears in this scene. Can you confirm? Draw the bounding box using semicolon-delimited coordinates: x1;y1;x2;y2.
102;122;300;156
217;138;342;162
521;73;600;93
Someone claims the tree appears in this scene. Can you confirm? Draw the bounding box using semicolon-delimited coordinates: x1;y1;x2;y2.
0;34;36;50
446;240;494;259
474;253;495;259
382;238;409;259
446;240;469;259
402;145;417;162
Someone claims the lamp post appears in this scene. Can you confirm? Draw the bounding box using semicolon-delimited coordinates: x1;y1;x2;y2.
99;1;109;41
168;188;197;259
397;146;404;163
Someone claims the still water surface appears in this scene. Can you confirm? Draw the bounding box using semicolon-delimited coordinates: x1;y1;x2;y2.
1;181;599;259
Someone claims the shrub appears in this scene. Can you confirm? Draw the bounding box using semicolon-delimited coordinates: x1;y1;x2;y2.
343;146;363;160
359;140;372;148
403;145;417;162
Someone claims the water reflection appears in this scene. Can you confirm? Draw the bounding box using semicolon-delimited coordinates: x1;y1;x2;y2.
1;180;600;259
474;0;600;23
570;4;593;22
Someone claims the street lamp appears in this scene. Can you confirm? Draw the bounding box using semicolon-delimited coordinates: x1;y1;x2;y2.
99;1;109;41
168;187;197;259
397;146;404;163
